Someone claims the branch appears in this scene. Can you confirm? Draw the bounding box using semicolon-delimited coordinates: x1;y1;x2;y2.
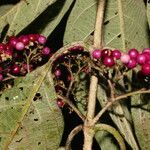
92;88;150;124
93;0;106;48
65;125;83;150
57;95;86;121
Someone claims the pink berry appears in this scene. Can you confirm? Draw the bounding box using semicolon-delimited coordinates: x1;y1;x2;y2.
141;64;150;75
101;49;112;58
54;69;61;78
92;49;101;59
15;42;25;51
9;37;18;47
12;64;21;74
0;74;3;81
103;56;115;67
137;54;146;65
112;49;121;59
142;48;150;54
57;99;64;108
120;54;130;64
19;35;29;45
42;47;50;55
38;35;47;44
128;48;139;59
126;59;137;69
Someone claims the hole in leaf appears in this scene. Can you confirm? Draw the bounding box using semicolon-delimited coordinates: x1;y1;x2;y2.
16;138;23;143
34;118;38;121
5;97;9;101
115;11;118;15
38;142;41;145
19;87;23;91
117;34;121;38
104;20;109;25
36;93;41;97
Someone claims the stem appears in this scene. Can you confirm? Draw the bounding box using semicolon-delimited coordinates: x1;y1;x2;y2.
93;0;106;48
83;0;106;150
86;76;98;121
65;125;83;150
57;95;86;121
92;88;150;124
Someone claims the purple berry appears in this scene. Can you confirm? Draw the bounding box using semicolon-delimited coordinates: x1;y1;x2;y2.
141;64;150;75
19;35;29;45
128;48;139;59
12;64;21;74
38;35;47;44
120;54;130;64
92;49;101;59
9;37;18;47
137;54;146;65
28;34;37;42
143;52;150;62
0;43;5;52
127;59;137;69
54;69;61;78
101;49;112;58
57;99;64;108
15;42;25;51
42;47;51;55
0;74;3;81
112;49;121;59
103;56;115;67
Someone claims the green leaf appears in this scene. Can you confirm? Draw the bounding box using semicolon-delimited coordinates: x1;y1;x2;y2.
64;0;149;50
95;131;119;150
147;0;150;28
131;94;150;150
97;85;139;149
0;63;64;149
0;0;57;37
0;5;14;16
63;0;97;44
41;0;74;37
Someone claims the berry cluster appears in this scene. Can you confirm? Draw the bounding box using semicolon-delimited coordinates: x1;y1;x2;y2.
0;34;51;82
92;48;150;75
52;46;90;108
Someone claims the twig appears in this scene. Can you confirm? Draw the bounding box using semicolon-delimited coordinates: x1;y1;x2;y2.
108;79;115;100
92;88;150;124
57;94;86;121
65;125;83;150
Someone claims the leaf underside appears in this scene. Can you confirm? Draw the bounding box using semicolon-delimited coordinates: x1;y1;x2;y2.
0;64;64;150
131;94;150;150
0;0;57;38
147;1;150;28
64;0;149;50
